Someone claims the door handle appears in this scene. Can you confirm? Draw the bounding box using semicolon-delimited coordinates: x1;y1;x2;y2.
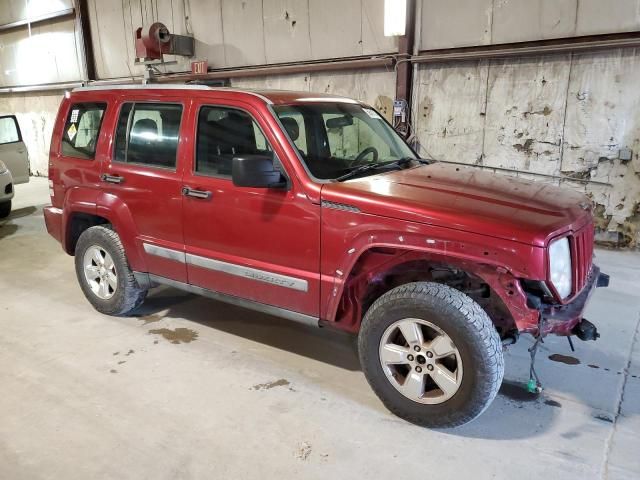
182;186;212;200
101;173;125;184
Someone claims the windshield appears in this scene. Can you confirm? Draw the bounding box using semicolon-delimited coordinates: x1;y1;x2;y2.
273;102;416;181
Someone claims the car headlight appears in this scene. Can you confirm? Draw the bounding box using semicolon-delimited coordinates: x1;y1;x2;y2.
549;237;572;299
0;160;7;175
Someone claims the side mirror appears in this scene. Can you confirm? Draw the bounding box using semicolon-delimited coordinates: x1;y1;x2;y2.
232;155;286;188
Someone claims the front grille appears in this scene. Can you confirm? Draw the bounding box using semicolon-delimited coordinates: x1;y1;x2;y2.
571;224;594;294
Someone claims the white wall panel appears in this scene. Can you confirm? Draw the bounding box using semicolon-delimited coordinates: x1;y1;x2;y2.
576;0;640;35
263;0;312;63
221;0;266;67
420;0;493;50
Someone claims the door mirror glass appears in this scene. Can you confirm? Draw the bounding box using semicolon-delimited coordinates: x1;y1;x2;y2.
232;155;286;188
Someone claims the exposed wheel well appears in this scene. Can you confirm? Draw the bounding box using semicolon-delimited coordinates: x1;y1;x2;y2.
66;213;110;255
333;248;517;337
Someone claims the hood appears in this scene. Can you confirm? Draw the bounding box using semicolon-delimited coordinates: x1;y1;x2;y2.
321;163;592;247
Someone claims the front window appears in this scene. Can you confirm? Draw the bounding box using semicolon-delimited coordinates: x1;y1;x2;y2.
273;102;416;181
0;115;21;145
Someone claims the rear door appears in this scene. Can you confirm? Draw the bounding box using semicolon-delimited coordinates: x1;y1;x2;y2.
0;115;29;183
99;98;189;283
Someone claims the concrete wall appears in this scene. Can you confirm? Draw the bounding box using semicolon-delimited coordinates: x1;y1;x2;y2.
0;91;63;176
89;0;397;79
413;48;640;246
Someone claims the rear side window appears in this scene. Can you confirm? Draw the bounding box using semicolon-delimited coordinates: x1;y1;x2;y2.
0;115;21;144
61;103;106;159
196;106;272;177
114;102;182;169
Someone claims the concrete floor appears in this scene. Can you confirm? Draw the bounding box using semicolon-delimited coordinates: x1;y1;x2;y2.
1;177;639;480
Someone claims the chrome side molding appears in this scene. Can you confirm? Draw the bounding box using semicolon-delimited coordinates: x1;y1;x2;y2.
142;242;308;292
135;272;319;328
185;254;308;292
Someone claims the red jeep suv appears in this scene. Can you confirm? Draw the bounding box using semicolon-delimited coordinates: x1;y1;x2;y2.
44;85;607;427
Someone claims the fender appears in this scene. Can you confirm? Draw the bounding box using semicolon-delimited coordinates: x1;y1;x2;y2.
95;192;147;272
322;227;544;333
61;186;100;253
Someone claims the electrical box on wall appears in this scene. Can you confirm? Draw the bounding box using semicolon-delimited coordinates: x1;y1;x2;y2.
393;99;409;135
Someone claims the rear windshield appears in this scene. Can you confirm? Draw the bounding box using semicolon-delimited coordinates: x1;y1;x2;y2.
0;116;21;145
61;102;107;160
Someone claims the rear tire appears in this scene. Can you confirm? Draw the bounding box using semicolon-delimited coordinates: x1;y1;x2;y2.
74;225;147;315
358;282;504;428
0;200;11;218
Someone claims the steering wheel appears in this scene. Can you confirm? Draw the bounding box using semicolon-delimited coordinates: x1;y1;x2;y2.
349;146;379;167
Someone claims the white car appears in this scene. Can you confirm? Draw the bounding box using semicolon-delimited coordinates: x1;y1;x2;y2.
0;115;30;218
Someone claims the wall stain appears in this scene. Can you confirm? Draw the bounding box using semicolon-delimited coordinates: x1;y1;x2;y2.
513;138;534;154
251;379;290;391
149;328;199;344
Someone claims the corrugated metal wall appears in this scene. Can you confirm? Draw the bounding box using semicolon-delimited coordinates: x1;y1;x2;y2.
88;0;397;78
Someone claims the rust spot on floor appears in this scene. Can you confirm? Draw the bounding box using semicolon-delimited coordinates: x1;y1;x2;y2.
125;349;135;356
549;354;580;365
251;379;290;391
110;369;117;374
149;328;198;344
137;313;163;325
588;364;600;369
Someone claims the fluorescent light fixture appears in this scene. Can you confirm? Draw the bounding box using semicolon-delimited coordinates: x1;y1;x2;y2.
384;0;407;37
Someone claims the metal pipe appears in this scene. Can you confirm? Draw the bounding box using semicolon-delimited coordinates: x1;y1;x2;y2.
412;32;640;64
0;81;83;95
152;56;395;83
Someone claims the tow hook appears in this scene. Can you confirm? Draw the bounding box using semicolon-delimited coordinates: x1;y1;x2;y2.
572;318;600;341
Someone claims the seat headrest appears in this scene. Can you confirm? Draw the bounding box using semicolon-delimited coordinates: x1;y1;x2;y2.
280;117;299;142
131;118;158;141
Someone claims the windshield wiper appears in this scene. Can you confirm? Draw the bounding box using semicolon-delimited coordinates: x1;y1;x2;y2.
335;157;430;182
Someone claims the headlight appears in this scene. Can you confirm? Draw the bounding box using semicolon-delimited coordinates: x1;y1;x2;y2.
0;160;7;175
549;237;572;298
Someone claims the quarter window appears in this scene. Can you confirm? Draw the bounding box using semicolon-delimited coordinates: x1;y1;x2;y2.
0;116;21;144
61;103;106;159
196;106;272;177
114;103;182;169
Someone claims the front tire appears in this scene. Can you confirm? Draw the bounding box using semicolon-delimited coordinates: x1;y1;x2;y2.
0;200;11;218
74;225;147;315
358;282;504;428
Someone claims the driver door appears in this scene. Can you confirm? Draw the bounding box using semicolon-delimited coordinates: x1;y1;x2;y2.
182;98;321;317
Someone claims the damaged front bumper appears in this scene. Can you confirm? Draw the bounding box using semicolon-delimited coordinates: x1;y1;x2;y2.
535;265;609;338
